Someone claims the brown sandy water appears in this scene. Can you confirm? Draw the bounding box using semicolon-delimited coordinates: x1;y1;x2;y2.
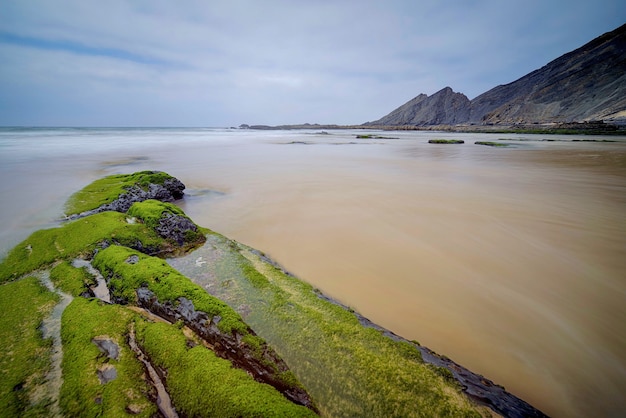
1;128;625;417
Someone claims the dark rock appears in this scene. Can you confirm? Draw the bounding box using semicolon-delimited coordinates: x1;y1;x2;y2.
136;288;317;411
155;212;199;246
97;364;117;384
92;337;120;360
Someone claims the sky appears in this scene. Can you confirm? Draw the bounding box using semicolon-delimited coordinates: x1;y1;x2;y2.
1;1;625;127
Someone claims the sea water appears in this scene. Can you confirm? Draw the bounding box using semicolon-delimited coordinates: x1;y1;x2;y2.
1;127;625;417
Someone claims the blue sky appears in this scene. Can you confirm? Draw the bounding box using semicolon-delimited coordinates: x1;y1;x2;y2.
1;0;624;126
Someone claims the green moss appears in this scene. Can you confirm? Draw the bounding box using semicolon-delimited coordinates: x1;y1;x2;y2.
428;139;465;144
92;245;249;335
65;171;176;216
60;298;156;417
0;277;59;416
127;200;206;247
475;141;509;147
127;200;187;229
136;320;316;417
50;261;95;297
0;212;165;283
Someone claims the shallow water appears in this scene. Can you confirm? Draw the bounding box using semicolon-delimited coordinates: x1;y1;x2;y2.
1;127;625;417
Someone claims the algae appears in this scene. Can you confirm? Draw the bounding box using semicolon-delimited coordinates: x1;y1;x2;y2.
475;141;510;147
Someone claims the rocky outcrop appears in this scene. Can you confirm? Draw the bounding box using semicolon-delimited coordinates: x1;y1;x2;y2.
367;23;626;126
154;212;199;246
136;288;317;411
68;174;185;220
366;87;471;126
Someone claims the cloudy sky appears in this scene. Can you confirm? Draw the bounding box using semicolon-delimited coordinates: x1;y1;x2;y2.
1;1;624;127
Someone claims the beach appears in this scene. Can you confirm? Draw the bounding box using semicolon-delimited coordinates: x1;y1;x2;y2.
1;127;625;417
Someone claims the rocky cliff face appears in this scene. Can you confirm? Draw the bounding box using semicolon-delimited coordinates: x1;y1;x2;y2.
368;23;626;126
366;87;470;126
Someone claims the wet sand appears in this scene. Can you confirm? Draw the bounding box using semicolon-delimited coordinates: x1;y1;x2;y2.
1;128;625;416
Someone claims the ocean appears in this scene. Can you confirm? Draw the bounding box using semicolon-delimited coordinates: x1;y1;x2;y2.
1;127;625;417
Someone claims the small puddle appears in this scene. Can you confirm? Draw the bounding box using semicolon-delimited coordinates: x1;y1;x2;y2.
72;259;111;302
38;271;74;418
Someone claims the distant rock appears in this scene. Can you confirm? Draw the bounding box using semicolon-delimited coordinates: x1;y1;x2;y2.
366;88;470;126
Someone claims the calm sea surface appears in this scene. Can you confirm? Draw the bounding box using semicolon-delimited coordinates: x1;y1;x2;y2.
1;127;625;417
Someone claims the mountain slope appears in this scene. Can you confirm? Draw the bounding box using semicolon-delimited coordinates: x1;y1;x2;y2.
368;23;626;126
365;88;470;126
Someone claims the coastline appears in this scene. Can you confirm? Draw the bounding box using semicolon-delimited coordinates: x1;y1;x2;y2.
240;120;626;135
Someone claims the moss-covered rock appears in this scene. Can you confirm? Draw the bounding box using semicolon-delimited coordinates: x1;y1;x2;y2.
127;199;206;248
92;245;316;410
0;211;166;283
65;171;185;217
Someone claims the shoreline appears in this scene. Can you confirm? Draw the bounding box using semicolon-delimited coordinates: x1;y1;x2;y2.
240;120;626;135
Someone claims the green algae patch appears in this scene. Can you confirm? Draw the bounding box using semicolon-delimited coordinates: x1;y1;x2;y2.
60;298;156;417
0;277;59;416
428;139;465;144
475;141;510;147
50;261;96;297
136;320;317;417
0;212;165;283
65;171;178;216
168;236;482;417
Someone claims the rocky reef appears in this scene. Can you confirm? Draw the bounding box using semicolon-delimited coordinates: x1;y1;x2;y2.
0;170;548;417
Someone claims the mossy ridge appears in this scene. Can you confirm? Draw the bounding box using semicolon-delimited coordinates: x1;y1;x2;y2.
92;245;249;335
60;298;156;417
136;320;316;417
127;199;187;229
50;261;96;297
0;277;59;417
0;211;165;283
65;171;176;216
